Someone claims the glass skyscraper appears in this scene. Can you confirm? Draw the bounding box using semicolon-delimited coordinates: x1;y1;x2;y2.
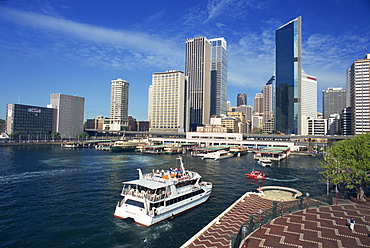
275;16;302;134
209;38;228;117
185;37;211;131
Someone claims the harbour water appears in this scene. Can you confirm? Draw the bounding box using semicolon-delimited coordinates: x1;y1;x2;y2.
0;145;325;248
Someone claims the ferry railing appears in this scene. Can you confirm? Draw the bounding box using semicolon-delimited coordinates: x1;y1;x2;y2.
121;188;167;201
231;196;331;248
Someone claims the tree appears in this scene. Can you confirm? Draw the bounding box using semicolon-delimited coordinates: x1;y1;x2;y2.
51;132;60;140
76;132;90;139
321;133;370;202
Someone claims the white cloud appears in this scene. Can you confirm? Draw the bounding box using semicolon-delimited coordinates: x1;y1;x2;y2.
0;7;184;70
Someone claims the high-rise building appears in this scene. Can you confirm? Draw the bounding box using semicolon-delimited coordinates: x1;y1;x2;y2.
348;54;370;134
209;38;228;117
237;94;247;107
6;104;56;139
301;70;317;119
148;70;188;133
262;76;274;124
108;78;129;131
50;93;85;138
275;16;302;134
186;37;212;131
253;93;263;115
340;107;353;135
322;87;346;119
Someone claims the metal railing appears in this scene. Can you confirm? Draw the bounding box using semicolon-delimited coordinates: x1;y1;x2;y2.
232;196;332;248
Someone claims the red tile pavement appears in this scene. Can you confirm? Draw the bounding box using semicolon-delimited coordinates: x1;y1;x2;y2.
181;192;370;248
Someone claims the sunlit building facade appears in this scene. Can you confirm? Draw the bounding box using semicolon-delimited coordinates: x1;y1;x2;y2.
107;78;129;131
348;54;370;134
50;93;85;138
148;70;188;133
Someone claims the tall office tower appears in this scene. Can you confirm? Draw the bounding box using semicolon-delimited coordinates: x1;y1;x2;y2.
50;93;85;138
109;78;129;131
275;16;302;134
148;70;188;133
262;76;274;124
322;87;346;119
237;94;247;107
346;69;351;107
186;37;211;131
209;38;228;117
348;54;370;134
253;93;263;115
301;70;317;119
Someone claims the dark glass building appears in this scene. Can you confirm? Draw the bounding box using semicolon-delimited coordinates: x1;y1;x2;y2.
237;94;247;107
6;104;56;140
275;17;302;134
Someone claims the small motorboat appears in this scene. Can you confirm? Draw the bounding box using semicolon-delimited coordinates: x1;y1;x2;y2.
246;170;266;179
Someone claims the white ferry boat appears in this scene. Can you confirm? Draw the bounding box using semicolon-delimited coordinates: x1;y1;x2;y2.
258;158;273;167
113;157;212;227
201;150;234;160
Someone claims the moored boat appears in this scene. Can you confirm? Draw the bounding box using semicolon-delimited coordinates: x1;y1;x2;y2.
201;150;234;160
246;170;266;179
109;140;143;152
258;158;273;167
113;157;212;227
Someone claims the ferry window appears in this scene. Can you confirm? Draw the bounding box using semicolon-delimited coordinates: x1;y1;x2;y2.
125;199;144;208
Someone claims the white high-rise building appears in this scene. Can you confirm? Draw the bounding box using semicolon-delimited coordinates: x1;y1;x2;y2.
108;78;129;131
262;76;274;124
253;93;263;115
148;70;188;133
209;38;228;117
186;37;211;131
348;54;370;134
50;93;85;138
300;70;317;134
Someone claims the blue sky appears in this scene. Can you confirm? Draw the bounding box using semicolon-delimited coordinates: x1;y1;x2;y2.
1;0;369;121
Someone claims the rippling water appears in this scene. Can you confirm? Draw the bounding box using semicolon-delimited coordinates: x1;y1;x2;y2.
0;145;325;247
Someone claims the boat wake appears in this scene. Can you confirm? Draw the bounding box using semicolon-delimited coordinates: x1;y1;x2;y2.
265;176;299;182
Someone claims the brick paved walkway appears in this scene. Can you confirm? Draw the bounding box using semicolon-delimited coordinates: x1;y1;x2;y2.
181;192;370;248
247;200;370;248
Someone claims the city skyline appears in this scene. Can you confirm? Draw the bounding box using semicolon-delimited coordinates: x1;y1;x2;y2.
1;0;369;121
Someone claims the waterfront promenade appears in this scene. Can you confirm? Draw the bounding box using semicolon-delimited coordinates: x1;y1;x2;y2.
182;189;370;248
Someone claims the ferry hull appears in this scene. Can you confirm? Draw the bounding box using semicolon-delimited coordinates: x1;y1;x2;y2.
114;192;211;227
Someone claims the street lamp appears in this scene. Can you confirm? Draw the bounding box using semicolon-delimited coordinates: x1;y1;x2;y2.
258;209;263;233
280;199;285;218
306;192;310;210
242;226;247;248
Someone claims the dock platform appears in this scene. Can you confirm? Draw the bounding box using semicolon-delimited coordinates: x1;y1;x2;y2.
181;188;370;248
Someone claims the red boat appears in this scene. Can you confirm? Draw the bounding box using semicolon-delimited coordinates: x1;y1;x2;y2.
246;170;266;179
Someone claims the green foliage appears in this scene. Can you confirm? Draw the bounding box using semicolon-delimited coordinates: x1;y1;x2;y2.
51;132;60;139
76;132;90;139
10;131;20;138
321;133;370;201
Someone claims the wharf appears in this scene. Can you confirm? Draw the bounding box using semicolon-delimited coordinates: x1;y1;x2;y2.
181;188;370;248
